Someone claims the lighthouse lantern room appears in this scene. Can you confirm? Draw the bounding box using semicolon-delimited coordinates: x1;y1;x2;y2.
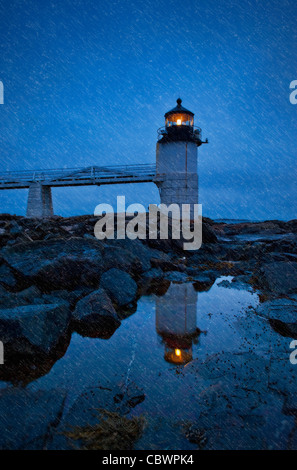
165;98;194;127
158;98;206;146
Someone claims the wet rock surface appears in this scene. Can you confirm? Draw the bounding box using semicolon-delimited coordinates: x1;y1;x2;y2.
0;215;296;449
72;288;121;337
251;261;297;295
0;302;71;355
0;215;295;298
100;268;138;307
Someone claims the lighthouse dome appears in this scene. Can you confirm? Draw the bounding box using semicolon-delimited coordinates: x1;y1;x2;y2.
164;98;194;128
164;98;194;119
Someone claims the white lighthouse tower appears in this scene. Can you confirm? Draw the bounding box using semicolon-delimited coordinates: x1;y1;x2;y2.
156;99;207;218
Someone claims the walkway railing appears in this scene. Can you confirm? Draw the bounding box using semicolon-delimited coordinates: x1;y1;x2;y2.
0;163;158;189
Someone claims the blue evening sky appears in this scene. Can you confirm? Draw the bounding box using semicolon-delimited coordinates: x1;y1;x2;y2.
0;0;296;220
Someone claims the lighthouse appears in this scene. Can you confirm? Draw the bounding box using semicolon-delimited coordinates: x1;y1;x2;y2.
156;99;207;219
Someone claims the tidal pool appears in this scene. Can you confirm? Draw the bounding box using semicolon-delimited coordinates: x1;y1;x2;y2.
0;277;296;450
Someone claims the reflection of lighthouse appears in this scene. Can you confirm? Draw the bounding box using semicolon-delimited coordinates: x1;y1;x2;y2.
155;283;201;365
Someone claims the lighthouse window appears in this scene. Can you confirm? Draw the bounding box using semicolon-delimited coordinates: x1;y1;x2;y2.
165;113;193;127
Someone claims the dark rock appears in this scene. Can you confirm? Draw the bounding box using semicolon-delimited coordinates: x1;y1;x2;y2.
263;252;297;263
104;238;169;273
269;318;297;339
138;268;165;295
72;288;120;338
150;257;180;272
0;285;90;312
237;243;266;262
287;219;297;233
0;257;29;291
146;237;179;253
116;302;138;321
163;271;189;282
0;330;71;386
215;221;288;237
0;302;71;355
2;238;104;292
0;284;8;296
9;221;22;235
2;237;104;275
141;277;171;297
252;262;297;295
266;237;297;255
230;275;253;290
42;288;92;309
140;267;164;283
0;214;18;221
146;218;217;251
102;247;144;276
217;277;252;290
217;279;232;288
256;298;297;323
34;255;102;291
0;285;42;309
100;268;138;307
192;273;216;292
202;223;218;244
0;260;19;290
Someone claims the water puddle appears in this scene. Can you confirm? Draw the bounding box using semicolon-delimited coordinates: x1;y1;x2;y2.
0;277;297;449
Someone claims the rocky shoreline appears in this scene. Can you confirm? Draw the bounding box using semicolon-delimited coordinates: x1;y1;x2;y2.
0;214;297;449
0;214;297;364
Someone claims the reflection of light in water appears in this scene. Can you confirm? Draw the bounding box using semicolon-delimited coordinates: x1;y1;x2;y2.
156;283;201;365
165;346;192;365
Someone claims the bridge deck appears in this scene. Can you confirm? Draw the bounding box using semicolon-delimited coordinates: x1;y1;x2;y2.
0;164;161;189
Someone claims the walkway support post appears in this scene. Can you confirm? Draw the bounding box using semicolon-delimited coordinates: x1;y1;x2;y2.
26;183;53;218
